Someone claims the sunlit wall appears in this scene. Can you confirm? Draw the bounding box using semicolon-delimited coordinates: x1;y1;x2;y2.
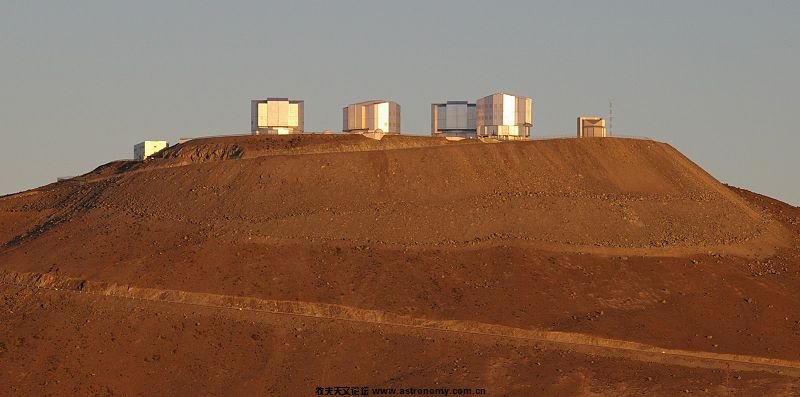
475;93;533;140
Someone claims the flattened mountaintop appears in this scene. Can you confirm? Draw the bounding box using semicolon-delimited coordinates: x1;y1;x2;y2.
0;135;789;261
157;133;474;163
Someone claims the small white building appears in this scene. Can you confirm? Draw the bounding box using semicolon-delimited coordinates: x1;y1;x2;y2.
134;141;168;160
577;117;607;138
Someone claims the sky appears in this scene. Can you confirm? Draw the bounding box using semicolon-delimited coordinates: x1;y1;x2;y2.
1;1;798;205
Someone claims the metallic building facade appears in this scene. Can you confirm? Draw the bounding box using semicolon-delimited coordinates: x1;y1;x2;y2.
134;141;168;160
475;93;533;140
250;98;304;135
342;100;401;133
431;101;476;138
577;117;607;138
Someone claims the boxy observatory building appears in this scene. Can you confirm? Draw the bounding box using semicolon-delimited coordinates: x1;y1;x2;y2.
134;141;168;160
577;117;607;138
431;101;477;138
343;100;401;134
475;93;533;140
251;98;305;135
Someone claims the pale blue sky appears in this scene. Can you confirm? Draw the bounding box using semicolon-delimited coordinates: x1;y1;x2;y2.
1;1;798;204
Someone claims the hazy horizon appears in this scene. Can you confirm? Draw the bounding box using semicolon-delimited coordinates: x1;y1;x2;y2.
1;1;798;204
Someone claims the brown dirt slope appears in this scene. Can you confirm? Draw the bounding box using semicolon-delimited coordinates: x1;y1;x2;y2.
5;269;800;377
159;133;471;161
5;283;799;396
1;135;799;395
0;136;788;256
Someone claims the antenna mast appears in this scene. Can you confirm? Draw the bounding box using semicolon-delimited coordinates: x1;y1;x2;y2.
608;98;614;136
